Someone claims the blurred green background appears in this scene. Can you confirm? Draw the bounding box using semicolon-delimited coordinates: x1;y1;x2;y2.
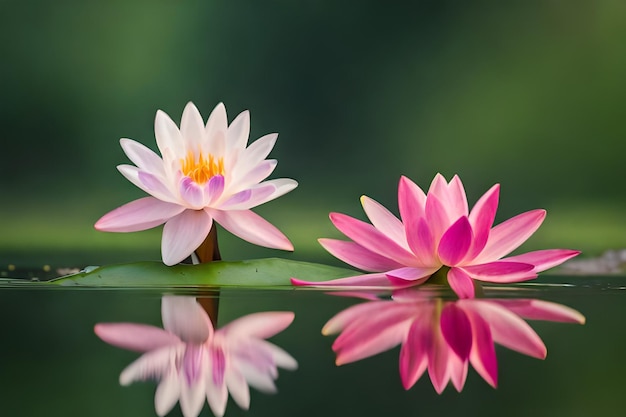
1;0;625;267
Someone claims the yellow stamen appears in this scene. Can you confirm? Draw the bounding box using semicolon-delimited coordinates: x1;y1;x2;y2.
181;150;224;184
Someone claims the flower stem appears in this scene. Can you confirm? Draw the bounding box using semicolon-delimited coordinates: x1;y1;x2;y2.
194;225;221;327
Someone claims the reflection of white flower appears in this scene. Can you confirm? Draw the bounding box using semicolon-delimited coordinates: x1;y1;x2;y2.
95;296;297;417
95;102;297;265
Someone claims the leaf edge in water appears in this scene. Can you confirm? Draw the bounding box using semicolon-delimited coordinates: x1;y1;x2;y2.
50;258;357;288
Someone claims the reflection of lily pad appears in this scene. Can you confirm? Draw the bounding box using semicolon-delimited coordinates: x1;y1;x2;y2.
51;258;356;288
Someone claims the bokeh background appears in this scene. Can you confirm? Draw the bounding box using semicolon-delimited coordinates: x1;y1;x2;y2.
1;3;626;417
1;0;625;266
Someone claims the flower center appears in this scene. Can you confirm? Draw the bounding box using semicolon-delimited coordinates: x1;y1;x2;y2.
181;151;224;184
428;266;450;285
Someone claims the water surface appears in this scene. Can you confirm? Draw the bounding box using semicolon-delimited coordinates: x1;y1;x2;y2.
0;276;624;417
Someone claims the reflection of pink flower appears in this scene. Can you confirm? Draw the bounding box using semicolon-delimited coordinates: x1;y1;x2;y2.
95;297;297;417
292;174;579;298
324;290;584;393
95;102;297;265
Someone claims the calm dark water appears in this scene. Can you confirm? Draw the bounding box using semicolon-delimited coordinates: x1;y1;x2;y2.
0;277;624;417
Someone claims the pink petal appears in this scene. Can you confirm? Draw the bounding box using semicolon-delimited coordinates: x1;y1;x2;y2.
329;213;418;266
138;171;176;201
398;176;426;227
465;301;547;359
179;177;204;208
210;345;226;386
407;218;438;266
398;176;434;265
426;173;447;199
205;174;225;205
440;303;472;360
461;262;536;283
334;324;409;366
162;296;212;343
291;273;394;289
222;179;297;210
333;304;415;365
226;109;251;151
322;301;390;335
465;310;498;387
220;189;252;209
161;209;214;266
94;323;180;352
361;195;407;247
319;238;404;272
427;174;468;221
438;217;473;266
219;312;294;340
154;109;183;156
466;184;500;260
475;209;546;262
447;268;476;299
502;249;581;273
234;183;277;209
399;315;431;390
180;102;206;148
211;209;293;251
438;174;469;221
449;354;468;392
428;324;451;394
120;138;165;174
117;165;175;202
489;299;585;324
386;266;438;284
95;197;184;233
183;344;205;385
425;194;451;243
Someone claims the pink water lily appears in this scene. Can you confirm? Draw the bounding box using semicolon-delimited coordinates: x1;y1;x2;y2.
95;296;297;417
292;174;579;298
95;102;298;265
324;289;585;392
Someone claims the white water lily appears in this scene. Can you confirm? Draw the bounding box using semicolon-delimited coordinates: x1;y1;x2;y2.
95;296;297;417
95;102;297;265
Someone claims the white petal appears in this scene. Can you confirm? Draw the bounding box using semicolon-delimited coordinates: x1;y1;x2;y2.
205;370;228;417
219;312;294;340
239;133;277;166
154;374;181;417
226;110;250;151
238;364;278;394
225;367;251;410
117;165;174;202
180;102;206;150
119;347;176;386
205;103;228;157
155;110;184;157
161;210;214;265
120;138;165;175
162;296;213;343
179;373;206;417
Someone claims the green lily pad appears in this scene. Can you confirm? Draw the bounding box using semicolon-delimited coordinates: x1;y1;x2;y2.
50;258;357;288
